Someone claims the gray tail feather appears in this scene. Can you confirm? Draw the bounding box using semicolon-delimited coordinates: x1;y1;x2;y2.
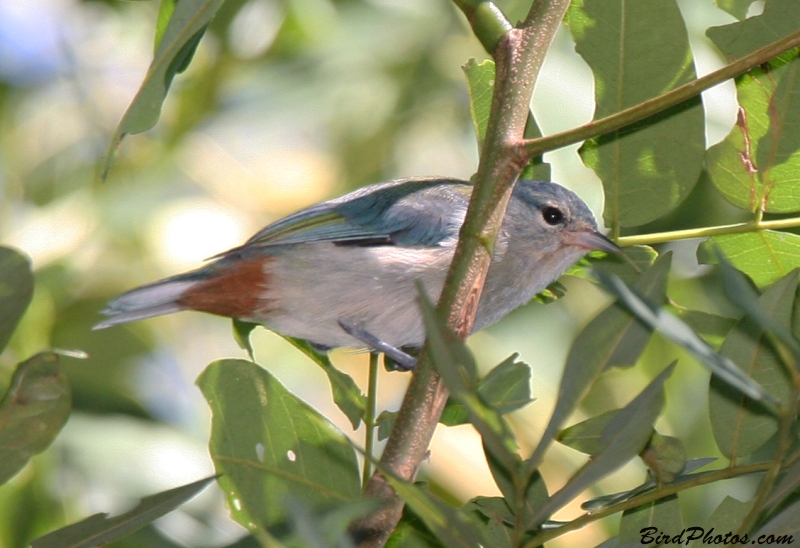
94;278;198;330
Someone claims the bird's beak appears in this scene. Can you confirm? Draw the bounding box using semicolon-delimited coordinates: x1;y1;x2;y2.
565;230;622;254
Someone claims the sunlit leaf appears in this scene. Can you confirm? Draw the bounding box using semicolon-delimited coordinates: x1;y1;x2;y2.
698;231;800;289
525;254;670;475
567;246;659;286
232;319;258;361
566;0;705;227
0;352;71;485
0;246;34;354
619;495;682;545
709;271;795;459
286;337;366;430
30;476;216;548
103;0;225;179
525;363;674;529
197;359;360;536
706;0;800;213
713;0;756;20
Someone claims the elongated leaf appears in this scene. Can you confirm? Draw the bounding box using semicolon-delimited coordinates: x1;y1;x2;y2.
464;497;513;548
581;458;716;512
593;269;776;406
286;337;367;430
484;442;548;525
0;352;71;485
688;496;753;548
103;0;225;178
418;288;517;473
381;476;486;548
525;254;671;475
753;498;800;541
557;410;617;456
566;0;705;227
197;359;360;535
709;271;795;459
31;476;216;548
0;246;34;354
764;458;800;511
698;231;800;289
526;364;675;529
567;246;659;286
619;495;682;545
706;0;800;213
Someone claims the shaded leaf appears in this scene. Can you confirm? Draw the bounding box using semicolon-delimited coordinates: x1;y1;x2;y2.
593;268;776;406
464;497;513;548
619;495;682;546
0;246;34;354
287;337;366;430
581;458;717;512
567;246;659;286
525;254;671;476
672;307;737;348
566;0;705;227
376;409;397;441
385;505;447;548
688;496;753;548
639;432;686;485
709;270;796;459
31;476;216;548
764;458;800;511
753;498;800;542
197;359;360;535
103;0;225;178
285;498;375;548
381;476;486;548
525;363;675;529
557;410;617;456
0;352;71;485
484;442;547;526
698;231;800;289
232;319;258;361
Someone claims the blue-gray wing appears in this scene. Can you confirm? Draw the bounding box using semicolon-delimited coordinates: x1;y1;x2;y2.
238;177;472;250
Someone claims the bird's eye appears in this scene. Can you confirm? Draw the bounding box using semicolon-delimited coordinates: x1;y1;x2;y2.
542;206;564;225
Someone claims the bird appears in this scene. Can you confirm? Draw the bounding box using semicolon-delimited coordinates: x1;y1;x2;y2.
95;177;619;368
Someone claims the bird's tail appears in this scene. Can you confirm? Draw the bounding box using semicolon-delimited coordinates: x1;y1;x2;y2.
93;274;200;330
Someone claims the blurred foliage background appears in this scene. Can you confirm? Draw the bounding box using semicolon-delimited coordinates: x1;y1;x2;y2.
0;0;764;546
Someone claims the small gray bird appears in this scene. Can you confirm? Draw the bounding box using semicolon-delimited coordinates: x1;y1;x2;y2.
95;177;619;368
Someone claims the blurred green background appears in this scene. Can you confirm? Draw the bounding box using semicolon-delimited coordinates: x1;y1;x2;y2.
0;0;761;546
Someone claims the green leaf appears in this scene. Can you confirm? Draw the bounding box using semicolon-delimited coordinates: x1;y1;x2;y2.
713;0;755;20
753;498;800;542
619;495;682;546
30;476;216;548
566;0;705;227
197;359;360;535
593;269;777;406
286;337;367;430
441;354;533;426
418;288;517;473
385;506;447;548
706;0;800;213
567;246;659;286
381;477;486;548
232;319;258;361
688;496;753;548
557;410;617;456
0;352;71;485
155;0;179;52
463;59;494;149
376;409;397;441
525;253;670;475
484;443;548;526
525;363;675;529
285;498;374;548
698;231;800;289
0;246;34;354
103;0;225;179
709;271;796;459
639;432;686;485
464;497;513;548
764;457;800;511
671;308;737;348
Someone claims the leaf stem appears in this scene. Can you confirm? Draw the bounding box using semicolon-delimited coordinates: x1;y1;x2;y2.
517;29;800;159
615;216;800;247
362;352;380;488
523;461;773;547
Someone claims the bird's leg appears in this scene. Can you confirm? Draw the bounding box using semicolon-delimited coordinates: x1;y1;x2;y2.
337;321;416;371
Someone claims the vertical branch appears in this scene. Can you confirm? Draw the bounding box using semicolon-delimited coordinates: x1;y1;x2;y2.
350;1;572;546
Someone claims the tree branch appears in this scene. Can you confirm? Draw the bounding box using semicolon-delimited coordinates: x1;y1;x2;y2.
350;1;571;546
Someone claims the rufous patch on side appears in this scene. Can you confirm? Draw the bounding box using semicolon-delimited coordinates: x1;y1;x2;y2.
177;257;272;319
